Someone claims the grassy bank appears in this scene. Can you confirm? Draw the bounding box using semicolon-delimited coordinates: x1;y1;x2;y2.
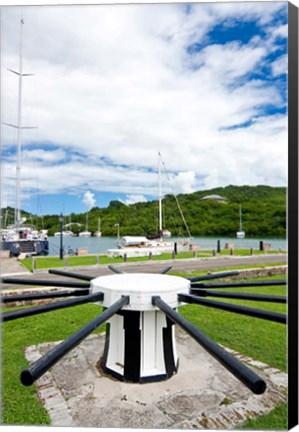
19;248;287;271
2;303;104;425
2;273;287;428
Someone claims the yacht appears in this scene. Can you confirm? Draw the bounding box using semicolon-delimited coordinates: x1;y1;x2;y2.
236;205;245;239
107;153;191;258
1;19;49;257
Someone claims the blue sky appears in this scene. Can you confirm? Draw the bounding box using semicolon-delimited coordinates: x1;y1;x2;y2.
1;2;288;216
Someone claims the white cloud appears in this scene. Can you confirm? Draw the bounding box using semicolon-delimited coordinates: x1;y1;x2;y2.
192;41;267;82
121;194;148;205
23;148;67;163
169;171;196;194
272;54;288;77
1;3;288;211
82;191;96;209
270;24;288;40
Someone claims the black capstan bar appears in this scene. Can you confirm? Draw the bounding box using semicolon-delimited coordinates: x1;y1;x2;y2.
189;271;240;282
152;296;266;395
1;289;90;303
20;295;129;386
1;277;90;289
191;280;287;289
159;266;172;274
178;293;287;324
107;265;124;274
190;289;287;303
2;292;104;322
48;269;94;281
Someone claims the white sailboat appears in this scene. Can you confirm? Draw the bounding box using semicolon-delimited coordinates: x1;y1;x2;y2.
54;218;75;237
1;19;49;257
54;230;75;237
107;153;191;258
79;214;91;237
236;205;245;239
94;218;102;237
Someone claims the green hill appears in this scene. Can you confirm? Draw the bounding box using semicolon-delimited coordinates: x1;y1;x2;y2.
1;185;286;238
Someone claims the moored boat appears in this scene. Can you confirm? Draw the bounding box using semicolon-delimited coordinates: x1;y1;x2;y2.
106;153;192;258
79;214;91;237
94;218;102;237
54;230;75;237
1;19;49;257
236;205;245;239
1;222;48;257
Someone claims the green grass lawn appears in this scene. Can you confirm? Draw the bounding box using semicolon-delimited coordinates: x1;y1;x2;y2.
1;273;287;428
179;284;287;371
2;303;104;425
20;247;286;272
238;402;287;430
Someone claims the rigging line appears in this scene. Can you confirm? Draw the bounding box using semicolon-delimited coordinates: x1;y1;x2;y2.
163;194;181;236
159;178;184;237
34;175;45;229
159;153;192;240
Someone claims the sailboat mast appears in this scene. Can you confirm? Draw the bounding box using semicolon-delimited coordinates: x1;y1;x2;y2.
15;19;25;225
239;205;243;231
158;152;162;233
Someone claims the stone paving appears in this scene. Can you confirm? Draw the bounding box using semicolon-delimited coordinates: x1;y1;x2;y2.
24;329;287;429
0;257;30;277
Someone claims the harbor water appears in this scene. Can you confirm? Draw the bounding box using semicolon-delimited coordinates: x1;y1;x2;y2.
47;236;287;257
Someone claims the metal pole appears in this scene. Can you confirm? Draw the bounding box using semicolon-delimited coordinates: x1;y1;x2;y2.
191;280;287;289
59;213;64;260
189;289;287;303
1;289;90;303
48;269;94;281
158;152;162;233
15;19;24;224
174;242;177;255
2;292;103;322
189;271;239;282
20;295;129;386
32;258;36;273
178;293;287;324
159;265;172;274
1;277;90;289
152;296;266;394
107;265;124;274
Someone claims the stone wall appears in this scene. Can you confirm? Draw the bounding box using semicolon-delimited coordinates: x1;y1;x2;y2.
227;266;287;279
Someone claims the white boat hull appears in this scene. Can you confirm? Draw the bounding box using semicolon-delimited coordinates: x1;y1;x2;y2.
106;244;180;258
54;231;75;237
1;224;49;257
79;231;91;237
106;239;192;258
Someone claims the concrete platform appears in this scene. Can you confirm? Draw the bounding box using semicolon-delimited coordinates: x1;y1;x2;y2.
0;257;30;277
24;329;287;429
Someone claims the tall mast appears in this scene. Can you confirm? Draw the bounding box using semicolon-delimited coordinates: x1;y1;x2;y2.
4;19;35;225
158;152;162;233
158;152;192;240
15;19;24;224
239;205;243;231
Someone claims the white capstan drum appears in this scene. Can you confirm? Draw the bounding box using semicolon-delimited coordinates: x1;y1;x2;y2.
92;273;190;382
